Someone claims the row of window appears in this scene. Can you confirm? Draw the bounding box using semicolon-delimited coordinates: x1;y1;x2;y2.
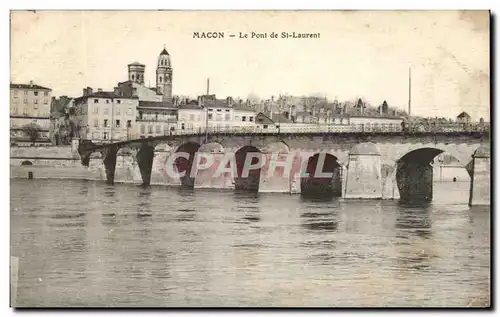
139;124;173;134
12;90;49;96
206;114;254;122
11;108;49;116
12;98;49;105
180;114;255;122
93;119;132;128
92;107;134;115
207;108;231;112
93;99;132;104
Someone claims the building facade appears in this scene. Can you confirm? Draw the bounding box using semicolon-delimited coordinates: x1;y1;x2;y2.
73;88;138;143
135;101;178;138
10;82;52;145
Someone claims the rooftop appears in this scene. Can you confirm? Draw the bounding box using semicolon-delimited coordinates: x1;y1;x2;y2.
75;91;138;102
11;83;51;91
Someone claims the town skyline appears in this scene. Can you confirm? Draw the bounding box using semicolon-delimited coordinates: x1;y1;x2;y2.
10;11;489;120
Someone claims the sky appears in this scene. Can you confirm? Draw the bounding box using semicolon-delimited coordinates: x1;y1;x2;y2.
10;10;490;120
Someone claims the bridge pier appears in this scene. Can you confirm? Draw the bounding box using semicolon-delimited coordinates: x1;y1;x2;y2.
344;143;382;199
396;161;433;203
469;146;490;206
259;153;292;193
136;143;156;187
100;146;119;185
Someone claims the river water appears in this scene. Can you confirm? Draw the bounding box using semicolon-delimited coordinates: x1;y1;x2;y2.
10;179;490;307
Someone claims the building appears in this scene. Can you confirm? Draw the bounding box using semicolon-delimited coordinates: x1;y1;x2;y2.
50;96;75;145
156;47;173;100
73;88;138;143
114;47;173;102
10;81;52;145
135;100;178;138
195;95;257;132
457;111;472;123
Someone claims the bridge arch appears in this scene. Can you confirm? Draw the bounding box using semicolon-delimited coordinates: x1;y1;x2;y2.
395;147;470;203
234;145;262;192
301;153;342;198
261;141;290;154
198;141;225;153
174;142;201;188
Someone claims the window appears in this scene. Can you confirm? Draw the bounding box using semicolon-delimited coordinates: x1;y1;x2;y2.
115;120;120;128
93;119;98;127
34;91;38;96
93;107;99;114
156;112;159;120
208;113;213;120
104;108;109;115
24;91;28;95
225;109;230;112
34;99;38;104
263;124;268;129
148;125;153;133
196;115;200;121
104;119;108;127
249;117;253;122
189;114;194;121
159;77;162;83
156;125;161;133
132;74;135;80
94;99;99;103
44;91;48;96
208;108;213;112
127;108;132;115
116;108;120;115
103;132;109;140
116;100;121;104
225;114;230;120
23;99;27;104
181;123;185;130
13;90;18;96
216;109;222;112
92;132;100;139
140;124;145;134
13;107;18;114
106;100;110;104
43;99;48;105
242;116;247;122
127;120;132;128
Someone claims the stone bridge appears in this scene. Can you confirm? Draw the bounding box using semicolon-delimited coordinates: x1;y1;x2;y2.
77;130;490;206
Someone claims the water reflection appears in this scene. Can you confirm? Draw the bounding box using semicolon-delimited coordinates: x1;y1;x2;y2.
395;205;432;239
10;179;490;307
137;190;152;220
103;186;116;198
301;210;338;232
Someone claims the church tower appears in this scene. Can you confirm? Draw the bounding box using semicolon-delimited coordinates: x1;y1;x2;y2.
156;46;173;101
128;62;145;85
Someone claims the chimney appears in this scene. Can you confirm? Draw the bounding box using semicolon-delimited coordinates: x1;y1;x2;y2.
87;87;93;95
226;96;233;106
287;105;292;120
197;96;203;107
114;87;120;95
97;88;103;92
29;80;34;87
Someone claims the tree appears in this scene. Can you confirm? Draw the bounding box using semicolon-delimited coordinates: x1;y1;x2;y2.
23;123;42;146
